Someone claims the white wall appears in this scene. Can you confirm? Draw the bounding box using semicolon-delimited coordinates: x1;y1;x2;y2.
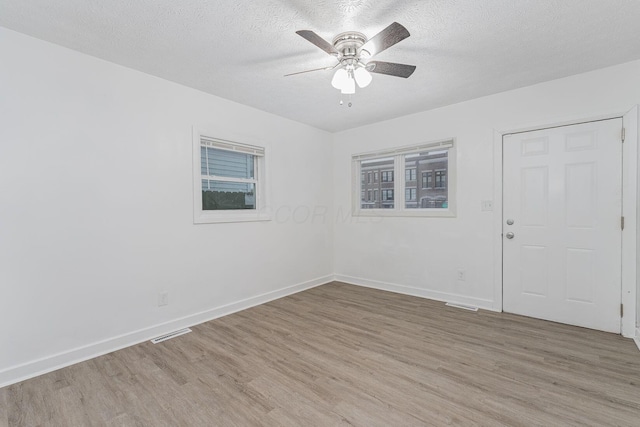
2;26;639;388
0;28;334;386
333;60;640;317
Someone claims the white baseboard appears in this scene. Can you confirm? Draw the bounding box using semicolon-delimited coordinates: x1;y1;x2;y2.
0;275;333;389
334;274;496;312
634;328;640;352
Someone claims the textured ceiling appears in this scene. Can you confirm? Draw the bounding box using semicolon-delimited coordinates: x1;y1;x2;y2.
2;1;640;132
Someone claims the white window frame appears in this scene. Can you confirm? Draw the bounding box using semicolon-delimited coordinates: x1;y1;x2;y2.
352;139;457;218
193;127;270;224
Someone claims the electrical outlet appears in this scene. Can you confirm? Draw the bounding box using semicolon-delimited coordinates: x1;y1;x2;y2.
457;269;466;281
481;200;493;211
158;292;169;307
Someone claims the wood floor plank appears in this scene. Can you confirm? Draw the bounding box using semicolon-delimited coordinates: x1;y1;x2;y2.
2;282;640;426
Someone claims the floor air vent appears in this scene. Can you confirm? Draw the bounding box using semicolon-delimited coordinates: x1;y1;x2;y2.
150;328;192;344
445;302;478;312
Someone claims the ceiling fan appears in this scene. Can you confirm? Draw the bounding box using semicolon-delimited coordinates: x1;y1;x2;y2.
287;22;416;98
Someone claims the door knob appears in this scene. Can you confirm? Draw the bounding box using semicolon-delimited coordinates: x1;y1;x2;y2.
506;232;515;239
506;219;514;225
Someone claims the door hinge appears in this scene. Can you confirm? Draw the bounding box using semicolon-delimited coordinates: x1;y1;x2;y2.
622;127;626;142
621;216;625;230
621;304;624;317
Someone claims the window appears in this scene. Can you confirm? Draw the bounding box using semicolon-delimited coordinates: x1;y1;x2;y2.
352;139;456;217
422;171;433;189
405;188;416;202
381;170;394;182
367;172;372;184
435;170;446;188
201;147;255;210
382;190;394;208
193;130;269;223
405;168;416;181
374;171;379;182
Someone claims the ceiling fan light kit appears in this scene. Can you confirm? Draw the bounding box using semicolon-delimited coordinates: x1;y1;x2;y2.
290;22;416;105
331;65;367;94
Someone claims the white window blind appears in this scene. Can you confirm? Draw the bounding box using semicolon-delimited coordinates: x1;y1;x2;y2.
201;147;255;180
352;140;453;161
200;136;265;156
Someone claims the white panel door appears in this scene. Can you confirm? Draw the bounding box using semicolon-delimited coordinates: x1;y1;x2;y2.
503;119;623;333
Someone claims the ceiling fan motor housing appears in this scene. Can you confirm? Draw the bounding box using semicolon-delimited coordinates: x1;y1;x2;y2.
332;32;368;64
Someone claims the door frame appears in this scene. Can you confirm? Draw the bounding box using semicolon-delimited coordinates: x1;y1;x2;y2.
492;106;638;337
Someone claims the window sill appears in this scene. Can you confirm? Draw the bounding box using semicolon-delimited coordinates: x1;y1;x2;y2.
353;208;456;218
194;211;272;224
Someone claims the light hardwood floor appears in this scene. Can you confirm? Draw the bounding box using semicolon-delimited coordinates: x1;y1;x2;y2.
2;282;640;426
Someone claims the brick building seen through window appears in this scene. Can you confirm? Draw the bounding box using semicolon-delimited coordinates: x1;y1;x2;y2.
360;151;448;209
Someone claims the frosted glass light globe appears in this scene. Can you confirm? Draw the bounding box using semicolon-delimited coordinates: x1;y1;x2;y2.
354;67;372;88
341;75;356;94
331;68;348;90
